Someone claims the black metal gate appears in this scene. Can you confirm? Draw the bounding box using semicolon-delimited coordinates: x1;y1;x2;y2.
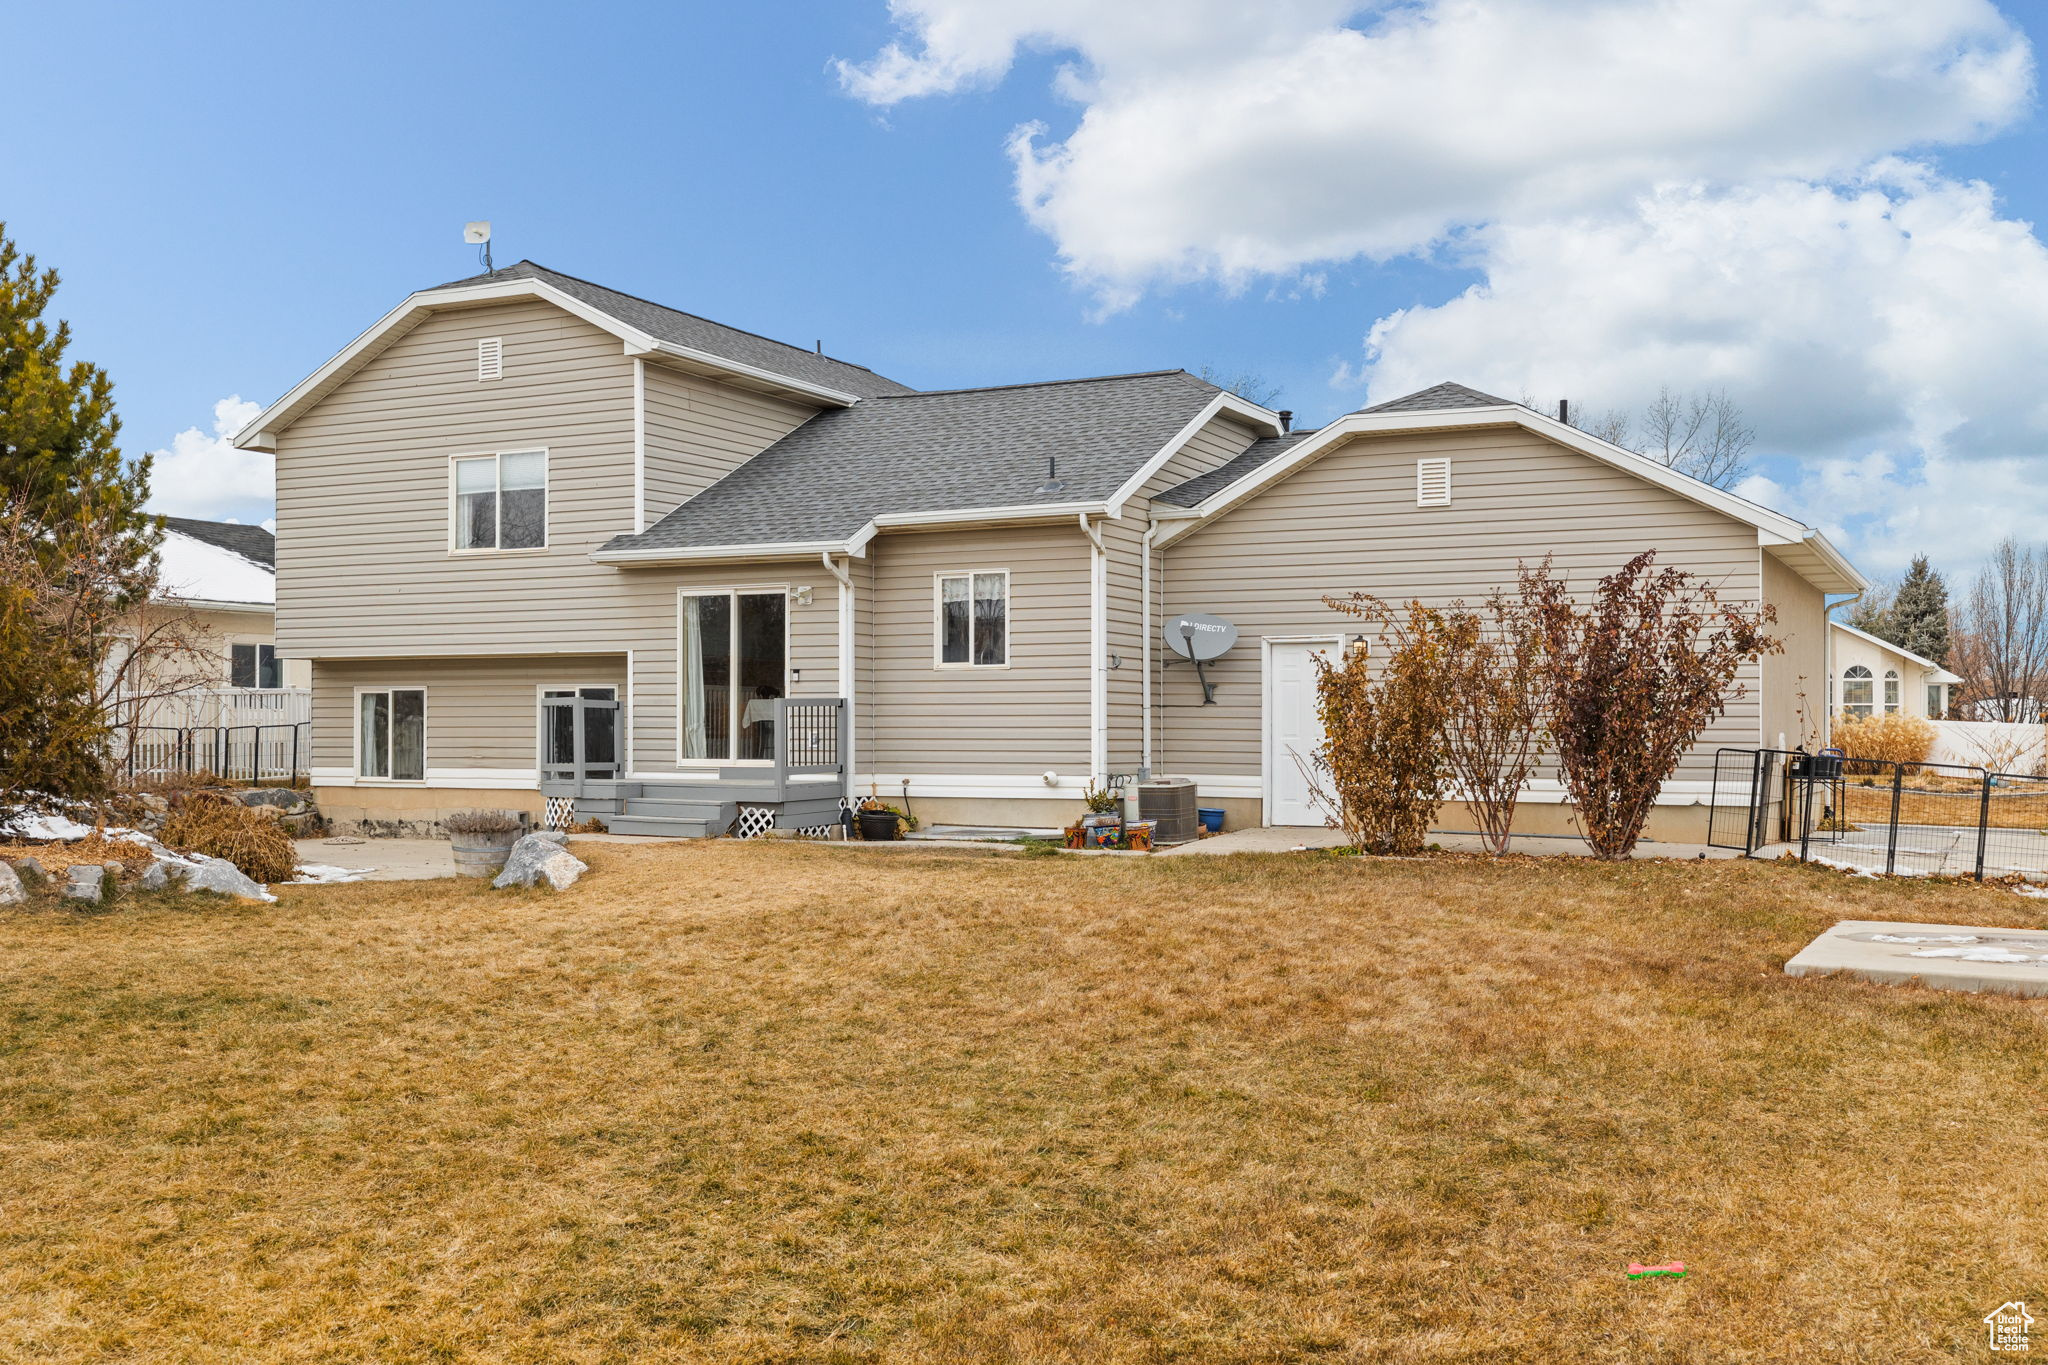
1707;746;2048;880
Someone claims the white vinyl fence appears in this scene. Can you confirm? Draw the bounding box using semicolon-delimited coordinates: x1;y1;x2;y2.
1926;719;2048;774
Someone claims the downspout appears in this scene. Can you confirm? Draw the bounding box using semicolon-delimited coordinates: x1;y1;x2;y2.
823;551;856;799
1080;513;1107;783
1142;522;1161;776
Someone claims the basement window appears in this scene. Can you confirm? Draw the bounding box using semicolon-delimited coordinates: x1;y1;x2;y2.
358;687;426;781
1416;458;1452;506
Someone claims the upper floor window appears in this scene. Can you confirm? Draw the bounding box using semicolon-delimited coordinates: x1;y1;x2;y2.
231;642;281;689
937;571;1008;667
1841;665;1874;717
1883;669;1901;714
452;450;547;551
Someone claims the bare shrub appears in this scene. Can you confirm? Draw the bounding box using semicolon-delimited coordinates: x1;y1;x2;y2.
443;809;525;836
1830;713;1935;766
159;792;297;885
1522;552;1778;860
1313;599;1452;854
1432;593;1548;855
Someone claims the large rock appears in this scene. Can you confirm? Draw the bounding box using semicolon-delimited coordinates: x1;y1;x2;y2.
492;833;587;891
62;864;103;903
0;861;23;906
238;788;309;814
138;860;172;892
173;855;275;902
12;857;46;886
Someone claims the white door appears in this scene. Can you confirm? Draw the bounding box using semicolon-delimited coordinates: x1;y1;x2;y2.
1268;640;1336;826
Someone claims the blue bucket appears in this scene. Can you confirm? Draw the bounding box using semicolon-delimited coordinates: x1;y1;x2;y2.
1197;808;1225;834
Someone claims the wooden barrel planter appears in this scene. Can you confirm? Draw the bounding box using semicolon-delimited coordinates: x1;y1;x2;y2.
445;810;527;877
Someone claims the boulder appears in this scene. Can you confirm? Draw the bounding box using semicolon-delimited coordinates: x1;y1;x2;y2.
173;855;275;902
138;860;172;892
12;856;46;886
492;833;587;891
0;861;23;906
62;864;103;903
237;788;308;813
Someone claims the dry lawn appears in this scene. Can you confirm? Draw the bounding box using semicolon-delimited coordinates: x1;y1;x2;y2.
2;842;2045;1363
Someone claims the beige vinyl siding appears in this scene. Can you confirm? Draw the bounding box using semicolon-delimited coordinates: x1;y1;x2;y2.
275;298;642;657
1158;426;1763;782
1102;414;1263;773
1762;549;1828;749
640;362;815;526
619;560;840;771
1141;414;1261;500
311;654;627;775
862;524;1091;776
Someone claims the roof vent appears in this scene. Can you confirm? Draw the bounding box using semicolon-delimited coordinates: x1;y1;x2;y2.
1278;409;1293;432
477;337;503;382
1036;455;1065;497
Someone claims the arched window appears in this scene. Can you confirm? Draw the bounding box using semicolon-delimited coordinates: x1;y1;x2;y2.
1883;670;1901;714
1842;665;1874;717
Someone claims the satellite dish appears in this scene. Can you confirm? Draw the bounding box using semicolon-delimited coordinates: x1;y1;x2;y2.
463;221;492;244
1165;613;1237;662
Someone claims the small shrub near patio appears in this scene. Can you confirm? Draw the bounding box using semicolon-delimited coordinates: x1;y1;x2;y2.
159;791;297;885
442;809;524;836
1831;712;1935;765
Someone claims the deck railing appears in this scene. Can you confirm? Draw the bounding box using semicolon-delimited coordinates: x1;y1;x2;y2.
777;698;848;784
122;722;310;784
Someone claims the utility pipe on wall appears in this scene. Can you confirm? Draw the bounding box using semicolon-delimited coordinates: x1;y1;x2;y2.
1079;513;1107;782
823;551;856;792
1142;522;1161;775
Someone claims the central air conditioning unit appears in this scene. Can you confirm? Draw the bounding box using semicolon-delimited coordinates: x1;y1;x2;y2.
1136;776;1198;845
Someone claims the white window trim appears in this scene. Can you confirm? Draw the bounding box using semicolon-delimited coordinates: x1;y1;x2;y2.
1840;664;1875;717
228;639;282;690
477;336;503;382
447;448;550;555
932;569;1012;670
351;685;429;784
1882;669;1901;714
674;586;793;767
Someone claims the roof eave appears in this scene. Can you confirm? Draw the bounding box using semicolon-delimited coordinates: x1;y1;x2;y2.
233;276;856;451
592;500;1110;566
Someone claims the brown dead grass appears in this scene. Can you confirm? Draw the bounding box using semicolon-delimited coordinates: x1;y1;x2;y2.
1841;782;2048;830
0;832;154;877
1;843;2043;1362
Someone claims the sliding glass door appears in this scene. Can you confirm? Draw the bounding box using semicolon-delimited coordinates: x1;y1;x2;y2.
679;591;786;762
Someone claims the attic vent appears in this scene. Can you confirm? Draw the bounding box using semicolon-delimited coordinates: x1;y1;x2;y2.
1416;458;1451;507
477;337;503;382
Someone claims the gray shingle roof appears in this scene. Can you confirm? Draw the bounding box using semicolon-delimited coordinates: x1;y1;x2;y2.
604;370;1222;552
160;517;274;567
431;261;916;400
1153;429;1320;508
1358;381;1512;413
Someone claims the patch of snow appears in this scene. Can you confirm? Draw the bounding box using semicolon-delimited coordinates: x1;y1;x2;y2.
2016;884;2048;899
290;864;373;885
1872;934;1980;944
1911;947;2036;963
1;812;98;841
156;530;274;606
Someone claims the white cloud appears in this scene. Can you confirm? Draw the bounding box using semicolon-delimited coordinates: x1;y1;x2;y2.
1360;165;2048;460
843;0;2030;294
143;396;270;521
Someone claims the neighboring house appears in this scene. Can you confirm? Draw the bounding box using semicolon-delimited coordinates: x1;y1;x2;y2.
139;518;312;730
233;261;1864;839
1827;620;1960;722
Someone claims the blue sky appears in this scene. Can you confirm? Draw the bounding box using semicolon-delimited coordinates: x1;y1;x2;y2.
7;1;2048;581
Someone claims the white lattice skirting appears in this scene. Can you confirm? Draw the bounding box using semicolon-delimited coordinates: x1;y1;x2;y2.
733;805;778;840
544;796;575;831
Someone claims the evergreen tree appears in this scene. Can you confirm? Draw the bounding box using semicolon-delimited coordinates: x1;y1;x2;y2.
0;224;158;801
0;225;156;590
1889;555;1951;665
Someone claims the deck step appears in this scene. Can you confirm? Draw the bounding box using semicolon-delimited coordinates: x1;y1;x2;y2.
604;814;729;839
621;798;740;821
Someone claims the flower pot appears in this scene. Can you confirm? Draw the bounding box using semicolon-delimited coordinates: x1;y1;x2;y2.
857;809;902;842
450;828;522;877
1197;808;1225;835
